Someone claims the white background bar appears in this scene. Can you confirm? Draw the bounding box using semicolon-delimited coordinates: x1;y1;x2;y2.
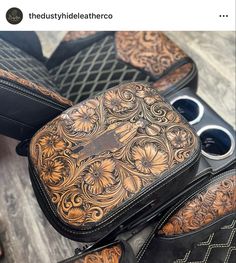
0;0;235;30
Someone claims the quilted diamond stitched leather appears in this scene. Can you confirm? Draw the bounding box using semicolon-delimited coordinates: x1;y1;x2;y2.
0;39;72;106
174;219;236;263
29;82;199;227
0;39;55;90
49;36;152;103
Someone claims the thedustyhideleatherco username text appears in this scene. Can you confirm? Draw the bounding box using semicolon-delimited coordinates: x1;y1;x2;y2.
29;12;113;20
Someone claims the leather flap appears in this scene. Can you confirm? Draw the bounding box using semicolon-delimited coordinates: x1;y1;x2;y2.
29;82;200;233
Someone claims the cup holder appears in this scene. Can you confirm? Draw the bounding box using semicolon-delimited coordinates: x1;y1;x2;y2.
171;96;204;125
197;125;235;160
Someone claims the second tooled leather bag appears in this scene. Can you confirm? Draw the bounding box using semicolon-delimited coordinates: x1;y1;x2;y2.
48;31;198;100
60;168;235;263
28;82;201;242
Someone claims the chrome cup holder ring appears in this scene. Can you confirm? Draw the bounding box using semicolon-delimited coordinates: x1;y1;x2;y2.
170;95;204;125
197;125;235;160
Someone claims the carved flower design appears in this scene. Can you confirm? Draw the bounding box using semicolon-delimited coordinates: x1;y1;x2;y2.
72;105;98;133
159;176;236;236
104;90;132;112
79;245;122;263
145;123;161;136
132;143;168;175
213;191;233;216
181;199;215;232
67;207;86;223
159;196;215;235
136;87;160;105
159;220;181;236
167;128;190;148
84;159;116;194
38;134;67;157
41;159;65;184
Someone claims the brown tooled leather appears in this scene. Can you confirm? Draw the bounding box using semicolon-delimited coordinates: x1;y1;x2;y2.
159;175;236;236
63;31;97;42
0;69;73;106
73;245;122;263
152;63;193;92
115;32;187;78
30;82;198;227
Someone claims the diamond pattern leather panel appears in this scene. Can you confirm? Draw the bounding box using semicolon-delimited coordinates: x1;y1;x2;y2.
49;36;153;103
174;219;236;263
0;39;56;91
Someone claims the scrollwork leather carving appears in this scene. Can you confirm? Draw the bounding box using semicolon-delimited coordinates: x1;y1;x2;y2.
63;31;96;42
74;245;122;263
0;69;73;106
152;63;192;92
159;175;236;236
115;32;187;79
30;82;198;227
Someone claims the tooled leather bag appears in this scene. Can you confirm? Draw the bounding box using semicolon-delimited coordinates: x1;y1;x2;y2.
61;169;235;263
48;31;198;102
28;82;201;242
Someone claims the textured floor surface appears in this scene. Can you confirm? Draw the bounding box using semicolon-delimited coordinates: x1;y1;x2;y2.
0;31;235;263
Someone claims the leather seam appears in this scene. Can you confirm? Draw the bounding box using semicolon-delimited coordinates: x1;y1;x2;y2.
0;82;67;112
0;112;35;129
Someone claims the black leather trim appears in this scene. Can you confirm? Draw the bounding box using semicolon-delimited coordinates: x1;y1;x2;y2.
0;80;68;141
161;61;198;97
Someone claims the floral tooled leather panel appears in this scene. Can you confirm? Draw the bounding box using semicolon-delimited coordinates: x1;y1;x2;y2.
152;63;193;92
30;82;198;227
63;31;97;42
159;174;236;236
73;245;122;263
0;69;73;106
115;32;187;79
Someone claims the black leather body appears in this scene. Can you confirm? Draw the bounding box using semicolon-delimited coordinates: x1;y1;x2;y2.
0;37;72;141
0;77;71;141
28;82;201;242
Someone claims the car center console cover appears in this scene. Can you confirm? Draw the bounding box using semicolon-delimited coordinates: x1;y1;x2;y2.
29;82;200;242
